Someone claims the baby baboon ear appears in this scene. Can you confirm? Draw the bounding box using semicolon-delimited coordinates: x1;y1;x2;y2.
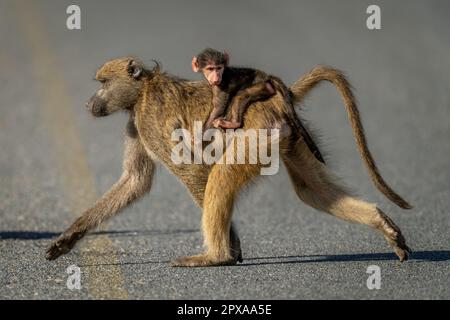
191;56;200;72
127;59;143;79
223;51;230;66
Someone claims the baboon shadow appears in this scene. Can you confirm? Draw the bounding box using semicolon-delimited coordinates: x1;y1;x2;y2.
0;229;198;240
3;231;447;266
80;250;450;268
83;250;450;268
239;250;450;266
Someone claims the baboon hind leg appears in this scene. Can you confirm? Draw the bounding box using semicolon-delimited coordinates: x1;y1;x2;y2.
171;164;260;267
182;181;243;265
283;139;411;261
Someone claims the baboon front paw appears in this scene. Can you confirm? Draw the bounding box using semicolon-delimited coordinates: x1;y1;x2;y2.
171;254;237;267
45;233;80;260
46;239;71;260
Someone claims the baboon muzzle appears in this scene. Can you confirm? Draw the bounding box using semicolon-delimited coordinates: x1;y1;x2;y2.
85;95;107;117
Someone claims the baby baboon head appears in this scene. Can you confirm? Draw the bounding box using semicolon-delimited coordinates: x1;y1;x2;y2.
86;57;146;117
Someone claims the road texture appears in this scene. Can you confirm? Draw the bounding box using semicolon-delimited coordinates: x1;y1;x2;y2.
0;0;449;299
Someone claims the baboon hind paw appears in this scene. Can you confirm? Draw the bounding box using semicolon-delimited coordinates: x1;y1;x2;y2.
386;231;412;262
393;242;412;262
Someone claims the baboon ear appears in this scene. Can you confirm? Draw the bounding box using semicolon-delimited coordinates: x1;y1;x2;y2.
223;51;229;66
127;59;143;79
191;56;200;72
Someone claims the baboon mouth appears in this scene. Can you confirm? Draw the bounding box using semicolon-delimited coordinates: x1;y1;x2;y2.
91;108;109;117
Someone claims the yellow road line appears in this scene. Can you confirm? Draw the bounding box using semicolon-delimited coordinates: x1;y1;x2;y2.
15;0;128;299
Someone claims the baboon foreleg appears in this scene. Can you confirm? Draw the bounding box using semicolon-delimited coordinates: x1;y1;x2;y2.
283;139;411;261
46;126;154;260
171;164;259;267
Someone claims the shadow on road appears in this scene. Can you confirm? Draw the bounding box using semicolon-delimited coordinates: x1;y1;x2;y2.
3;231;448;266
0;229;199;240
0;231;60;240
240;251;450;265
78;250;450;268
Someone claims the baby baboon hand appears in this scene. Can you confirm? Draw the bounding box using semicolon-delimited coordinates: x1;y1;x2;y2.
45;231;83;260
211;118;223;128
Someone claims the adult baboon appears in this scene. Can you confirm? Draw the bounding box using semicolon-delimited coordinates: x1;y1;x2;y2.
46;57;411;266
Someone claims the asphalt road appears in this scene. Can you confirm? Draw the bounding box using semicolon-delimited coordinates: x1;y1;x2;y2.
1;0;449;300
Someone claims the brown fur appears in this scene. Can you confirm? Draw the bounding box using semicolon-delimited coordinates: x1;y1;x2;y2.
290;66;412;209
46;57;411;265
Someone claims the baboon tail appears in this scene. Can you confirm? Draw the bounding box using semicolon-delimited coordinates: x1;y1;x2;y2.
289;66;412;210
268;76;325;164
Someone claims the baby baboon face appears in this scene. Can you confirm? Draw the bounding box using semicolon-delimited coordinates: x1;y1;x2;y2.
86;57;144;117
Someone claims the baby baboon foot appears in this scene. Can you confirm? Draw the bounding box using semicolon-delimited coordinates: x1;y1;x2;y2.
203;122;226;139
213;119;242;129
45;231;83;260
211;118;223;128
171;254;238;267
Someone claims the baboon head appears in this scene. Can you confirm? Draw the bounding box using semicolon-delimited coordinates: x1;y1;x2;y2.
85;57;146;117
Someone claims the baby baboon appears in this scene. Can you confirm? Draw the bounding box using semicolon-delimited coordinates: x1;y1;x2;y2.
192;48;324;163
46;57;412;266
192;48;277;130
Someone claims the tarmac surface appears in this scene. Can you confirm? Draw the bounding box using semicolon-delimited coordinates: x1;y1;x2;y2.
0;0;449;299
